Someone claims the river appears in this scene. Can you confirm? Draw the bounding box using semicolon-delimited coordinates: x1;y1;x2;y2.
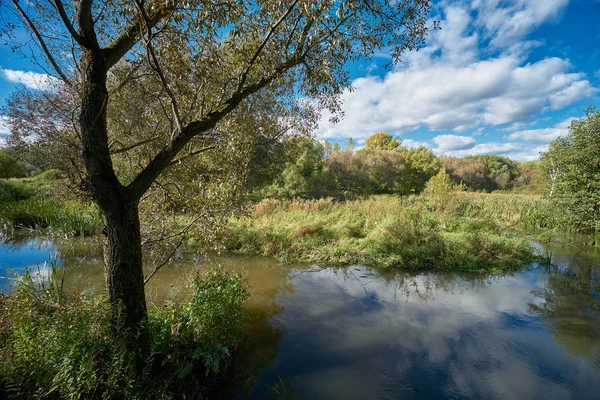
1;233;599;399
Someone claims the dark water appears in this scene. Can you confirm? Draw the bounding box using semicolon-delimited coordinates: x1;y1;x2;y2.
1;234;599;399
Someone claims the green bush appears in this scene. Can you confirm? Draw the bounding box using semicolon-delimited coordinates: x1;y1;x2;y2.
0;153;27;179
0;266;249;399
0;169;64;202
0;180;36;202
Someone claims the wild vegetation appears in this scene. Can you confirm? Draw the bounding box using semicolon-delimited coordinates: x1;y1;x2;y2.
0;0;598;397
0;263;248;399
262;134;543;200
225;194;536;272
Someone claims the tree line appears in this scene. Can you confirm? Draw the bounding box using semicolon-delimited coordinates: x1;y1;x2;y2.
251;132;543;199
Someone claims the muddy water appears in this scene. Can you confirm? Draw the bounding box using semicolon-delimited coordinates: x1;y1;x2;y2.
1;234;599;399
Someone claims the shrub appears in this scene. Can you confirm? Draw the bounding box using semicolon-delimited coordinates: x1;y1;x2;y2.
0;180;35;202
0;266;249;399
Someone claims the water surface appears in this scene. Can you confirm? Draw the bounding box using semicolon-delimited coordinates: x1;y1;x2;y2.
1;234;599;399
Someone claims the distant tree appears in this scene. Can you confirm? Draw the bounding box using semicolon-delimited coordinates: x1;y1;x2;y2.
327;148;368;195
513;160;544;194
356;149;406;194
423;167;457;196
398;146;441;194
345;138;356;151
541;107;600;231
365;132;401;150
443;157;488;191
0;151;27;179
269;138;338;198
467;154;520;191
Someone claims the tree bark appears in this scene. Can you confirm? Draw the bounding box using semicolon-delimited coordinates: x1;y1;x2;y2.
79;48;147;332
103;199;147;332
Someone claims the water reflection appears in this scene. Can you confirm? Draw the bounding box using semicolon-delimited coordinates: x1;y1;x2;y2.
236;265;599;399
0;235;599;399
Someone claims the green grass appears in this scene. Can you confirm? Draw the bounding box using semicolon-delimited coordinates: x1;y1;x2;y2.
0;170;64;203
223;194;539;272
0;264;249;399
0;198;102;236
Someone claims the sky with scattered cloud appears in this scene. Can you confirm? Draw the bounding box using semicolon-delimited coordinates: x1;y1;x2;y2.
0;0;598;159
317;0;600;160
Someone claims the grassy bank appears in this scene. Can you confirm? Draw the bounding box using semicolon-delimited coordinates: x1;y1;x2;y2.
0;198;102;236
223;194;542;272
0;171;102;237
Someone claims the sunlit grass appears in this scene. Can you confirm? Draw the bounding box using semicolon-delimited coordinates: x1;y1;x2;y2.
223;194;542;272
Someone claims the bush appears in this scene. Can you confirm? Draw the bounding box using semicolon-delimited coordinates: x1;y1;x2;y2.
0;180;35;202
0;153;27;179
0;266;249;399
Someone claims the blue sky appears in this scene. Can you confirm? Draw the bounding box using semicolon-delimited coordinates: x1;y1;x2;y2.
317;0;600;160
1;0;599;160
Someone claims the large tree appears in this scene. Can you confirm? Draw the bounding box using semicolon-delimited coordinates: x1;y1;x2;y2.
541;107;600;232
1;0;431;331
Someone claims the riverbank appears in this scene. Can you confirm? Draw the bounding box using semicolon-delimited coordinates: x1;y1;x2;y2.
1;190;590;272
223;194;545;272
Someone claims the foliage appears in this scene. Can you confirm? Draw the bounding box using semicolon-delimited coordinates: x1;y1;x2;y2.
398;146;441;193
0;180;36;203
365;132;400;150
0;268;248;399
0;152;27;179
0;169;64;203
424;168;461;196
355;149;406;194
466;154;521;191
541;107;600;233
444;157;488;191
267;138;338;199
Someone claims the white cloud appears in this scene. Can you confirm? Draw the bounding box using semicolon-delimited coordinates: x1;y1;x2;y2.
0;68;58;91
0;116;9;147
472;0;569;48
433;134;476;151
317;56;593;141
402;138;429;149
505;117;574;143
315;0;595;161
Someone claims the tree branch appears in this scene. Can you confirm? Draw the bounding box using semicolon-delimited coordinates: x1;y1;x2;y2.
76;0;98;48
238;0;299;91
10;0;72;86
169;145;218;166
103;2;177;68
110;136;161;154
52;0;84;45
127;55;305;200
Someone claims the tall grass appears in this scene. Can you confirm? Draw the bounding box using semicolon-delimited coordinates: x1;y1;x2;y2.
0;198;102;236
451;192;574;231
224;195;537;272
0;263;249;399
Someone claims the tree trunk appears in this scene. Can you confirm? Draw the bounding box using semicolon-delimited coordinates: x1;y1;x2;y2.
104;199;147;332
79;48;147;332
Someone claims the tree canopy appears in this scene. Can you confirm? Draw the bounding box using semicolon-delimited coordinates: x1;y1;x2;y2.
542;107;600;232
